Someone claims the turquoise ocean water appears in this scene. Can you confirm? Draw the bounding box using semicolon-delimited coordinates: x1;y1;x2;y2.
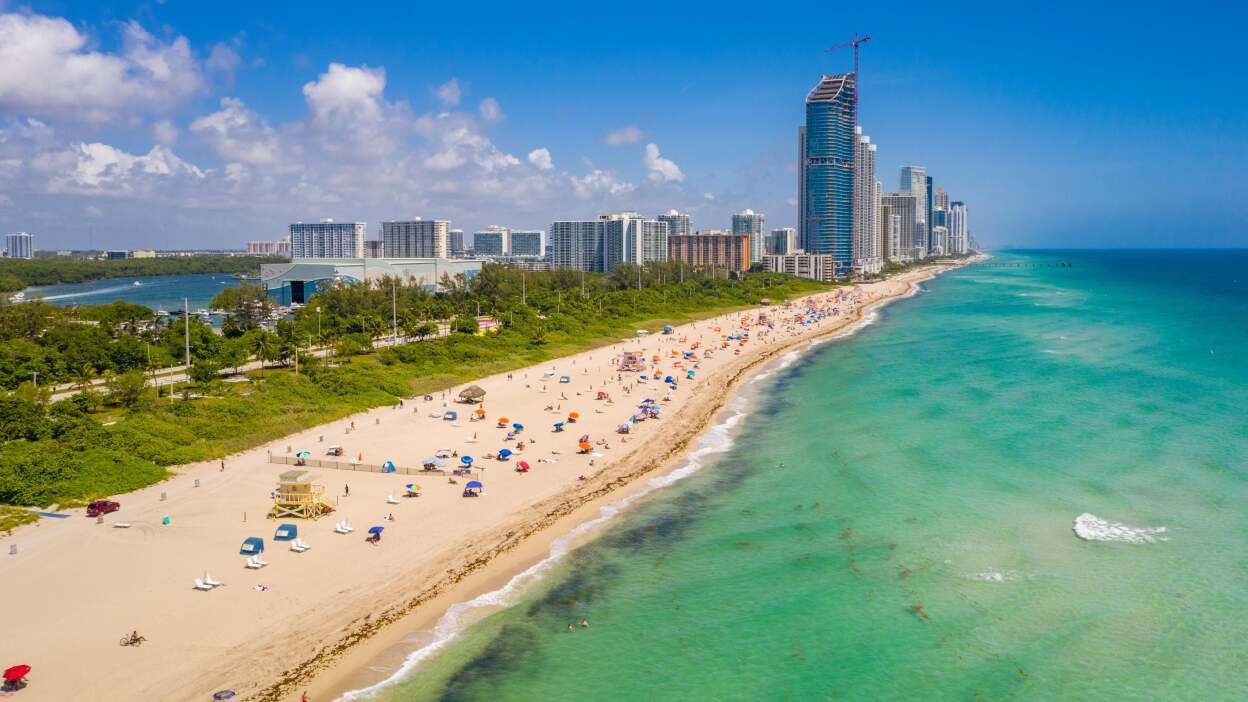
352;250;1248;701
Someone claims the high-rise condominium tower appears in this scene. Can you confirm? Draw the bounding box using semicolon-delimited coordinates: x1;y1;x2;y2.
381;218;449;258
731;209;766;264
5;232;34;259
879;193;917;263
852;126;881;275
290;220;365;258
800;73;856;275
509;231;543;257
448;230;465;256
768;228;798;255
657;210;692;238
899;166;928;258
473;225;510;257
949;202;969;255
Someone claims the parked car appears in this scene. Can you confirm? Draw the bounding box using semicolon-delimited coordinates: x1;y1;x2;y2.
87;500;120;517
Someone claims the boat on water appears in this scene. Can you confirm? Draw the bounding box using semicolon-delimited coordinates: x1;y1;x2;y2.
132;280;142;286
9;291;26;303
155;309;170;317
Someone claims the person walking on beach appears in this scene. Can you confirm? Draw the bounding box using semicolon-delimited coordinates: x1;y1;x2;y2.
344;484;350;497
302;691;311;702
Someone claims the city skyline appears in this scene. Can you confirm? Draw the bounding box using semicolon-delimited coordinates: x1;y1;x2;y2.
0;3;1243;250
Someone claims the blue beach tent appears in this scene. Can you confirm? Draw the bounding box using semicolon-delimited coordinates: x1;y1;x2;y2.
240;537;264;555
274;524;297;541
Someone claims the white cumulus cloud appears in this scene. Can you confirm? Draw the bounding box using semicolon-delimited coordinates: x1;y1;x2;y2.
152;120;179;146
528;147;554;170
0;12;205;123
644;143;684;183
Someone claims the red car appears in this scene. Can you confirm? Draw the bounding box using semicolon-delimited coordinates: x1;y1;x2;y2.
86;500;120;517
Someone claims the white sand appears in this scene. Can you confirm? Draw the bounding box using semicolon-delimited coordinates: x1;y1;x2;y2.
0;262;971;702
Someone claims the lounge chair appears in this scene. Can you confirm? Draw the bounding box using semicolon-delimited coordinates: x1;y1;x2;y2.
334;521;350;534
386;494;400;504
204;573;223;587
255;554;269;567
193;578;213;591
290;539;307;553
245;556;264;569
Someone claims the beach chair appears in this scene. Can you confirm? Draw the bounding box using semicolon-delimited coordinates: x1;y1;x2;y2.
386;494;400;504
255;554;269;567
334;521;350;534
290;539;308;553
245;556;263;569
204;572;223;587
193;578;213;591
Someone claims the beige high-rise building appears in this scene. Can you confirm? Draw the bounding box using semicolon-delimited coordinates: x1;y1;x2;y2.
669;231;751;272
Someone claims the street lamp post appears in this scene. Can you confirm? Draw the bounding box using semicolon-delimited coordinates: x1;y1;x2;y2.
316;307;322;340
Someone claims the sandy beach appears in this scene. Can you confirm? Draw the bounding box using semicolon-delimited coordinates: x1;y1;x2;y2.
0;260;974;702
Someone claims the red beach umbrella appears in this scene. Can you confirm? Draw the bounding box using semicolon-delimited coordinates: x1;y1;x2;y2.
3;665;30;682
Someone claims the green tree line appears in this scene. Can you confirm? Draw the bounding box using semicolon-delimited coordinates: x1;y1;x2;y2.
0;263;827;507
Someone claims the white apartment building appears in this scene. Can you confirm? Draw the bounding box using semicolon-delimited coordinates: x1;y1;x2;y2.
763;253;840;282
5;232;34;259
247;238;292;257
290;219;365;258
852;127;883;275
732;209;766;264
473;225;510;257
382;219;449;258
657;210;692;238
949;202;969;255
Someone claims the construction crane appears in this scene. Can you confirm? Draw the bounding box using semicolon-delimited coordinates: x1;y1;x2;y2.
827;33;871;122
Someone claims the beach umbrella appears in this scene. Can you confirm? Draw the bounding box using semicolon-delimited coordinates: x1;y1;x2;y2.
466;480;483;489
368;526;384;535
578;434;590;443
569;412;580;420
461;455;474;465
517;461;531;471
474;407;486;416
512;423;523;430
554;422;565;430
295;450;311;458
499;449;513;459
405;483;419;491
3;665;30;682
579;442;592;452
664;376;674;384
212;692;236;701
499;417;510;424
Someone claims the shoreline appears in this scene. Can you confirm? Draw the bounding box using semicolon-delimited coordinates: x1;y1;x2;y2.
296;258;979;702
0;257;979;702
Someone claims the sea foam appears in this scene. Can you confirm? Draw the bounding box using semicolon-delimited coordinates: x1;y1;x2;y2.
1073;513;1168;544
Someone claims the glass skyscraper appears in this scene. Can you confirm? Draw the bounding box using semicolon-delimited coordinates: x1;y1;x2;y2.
800;73;857;274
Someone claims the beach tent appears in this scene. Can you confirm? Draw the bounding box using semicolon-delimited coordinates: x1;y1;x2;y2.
559;376;571;383
381;460;397;473
444;411;458;422
436;448;455;458
458;385;487;402
239;537;264;555
421;456;446;469
498;449;513;460
274;524;297;541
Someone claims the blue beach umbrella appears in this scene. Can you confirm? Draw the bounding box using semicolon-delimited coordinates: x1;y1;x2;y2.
466;480;483;489
498;449;513;460
461;455;474;465
512;423;524;431
368;526;384;535
295;450;310;458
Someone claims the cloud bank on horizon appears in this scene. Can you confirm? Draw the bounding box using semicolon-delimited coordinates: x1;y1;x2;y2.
0;10;713;248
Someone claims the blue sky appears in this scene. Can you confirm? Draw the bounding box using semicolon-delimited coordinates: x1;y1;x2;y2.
1;0;1245;250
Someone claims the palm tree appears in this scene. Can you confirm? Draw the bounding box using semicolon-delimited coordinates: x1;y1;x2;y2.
71;363;97;391
251;332;279;378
